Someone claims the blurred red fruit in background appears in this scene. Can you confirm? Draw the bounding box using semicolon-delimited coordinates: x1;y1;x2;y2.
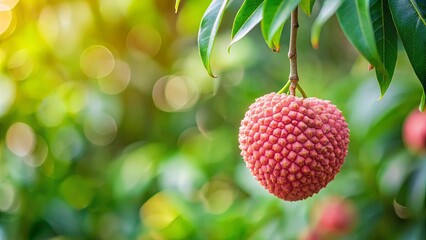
402;109;426;154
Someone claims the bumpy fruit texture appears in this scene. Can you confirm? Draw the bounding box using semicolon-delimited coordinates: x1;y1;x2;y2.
402;109;426;153
238;93;349;201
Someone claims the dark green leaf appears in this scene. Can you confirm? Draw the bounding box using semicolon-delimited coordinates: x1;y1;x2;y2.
198;0;230;77
262;0;301;50
337;0;388;97
230;0;264;51
407;161;426;214
389;0;426;94
300;0;316;16
370;0;398;96
175;0;181;13
311;0;345;48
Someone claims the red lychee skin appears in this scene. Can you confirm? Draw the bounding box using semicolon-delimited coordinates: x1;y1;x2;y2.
238;93;349;201
403;109;426;153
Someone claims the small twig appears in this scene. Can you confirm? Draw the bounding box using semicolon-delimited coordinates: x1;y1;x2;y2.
288;7;299;96
277;80;291;94
296;83;307;98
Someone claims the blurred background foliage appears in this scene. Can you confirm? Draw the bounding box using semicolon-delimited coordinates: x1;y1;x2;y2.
0;0;425;239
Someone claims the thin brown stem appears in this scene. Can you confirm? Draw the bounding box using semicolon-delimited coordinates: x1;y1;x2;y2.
288;7;299;96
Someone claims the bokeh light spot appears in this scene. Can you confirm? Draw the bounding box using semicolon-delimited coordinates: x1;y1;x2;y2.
200;180;235;214
127;25;161;57
80;45;115;78
159;155;205;199
114;144;164;198
38;5;58;45
140;192;179;229
84;113;117;146
36;94;67;127
152;75;199;112
97;60;131;95
0;182;15;212
23;136;48;167
38;2;93;57
57;82;89;113
7;49;34;81
0;0;19;11
51;125;84;161
120;153;153;193
0;75;16;117
0;10;12;35
99;0;132;22
6;122;36;157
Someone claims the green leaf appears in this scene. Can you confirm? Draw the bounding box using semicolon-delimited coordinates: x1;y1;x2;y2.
337;0;389;97
300;0;316;16
175;0;181;13
230;0;264;51
262;0;301;50
389;0;426;94
311;0;345;48
271;23;284;52
198;0;230;77
370;0;398;96
420;91;425;112
407;160;426;213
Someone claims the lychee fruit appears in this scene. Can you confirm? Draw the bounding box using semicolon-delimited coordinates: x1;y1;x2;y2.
402;109;426;153
238;93;349;201
313;196;356;236
298;228;323;240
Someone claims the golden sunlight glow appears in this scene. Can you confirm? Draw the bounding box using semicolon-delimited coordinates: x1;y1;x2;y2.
0;0;19;11
0;10;12;35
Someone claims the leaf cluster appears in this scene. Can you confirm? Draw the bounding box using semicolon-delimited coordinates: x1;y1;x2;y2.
176;0;426;107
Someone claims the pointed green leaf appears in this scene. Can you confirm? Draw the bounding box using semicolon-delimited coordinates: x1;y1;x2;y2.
311;0;345;48
389;0;426;94
262;0;301;49
337;0;389;97
420;91;425;112
300;0;316;16
261;0;280;45
175;0;181;13
370;0;398;96
271;23;284;52
198;0;230;77
229;0;264;51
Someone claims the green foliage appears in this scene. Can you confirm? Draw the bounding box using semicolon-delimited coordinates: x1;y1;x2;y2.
175;0;181;13
299;0;316;16
336;0;390;98
0;1;426;239
311;0;344;48
198;0;230;77
262;0;301;50
197;0;426;105
370;0;398;97
230;0;264;50
389;0;426;96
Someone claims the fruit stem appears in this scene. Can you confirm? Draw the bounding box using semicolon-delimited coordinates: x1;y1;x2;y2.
288;7;299;97
297;84;307;98
278;80;291;94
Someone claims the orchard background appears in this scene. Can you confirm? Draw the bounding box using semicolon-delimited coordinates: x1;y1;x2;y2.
0;0;425;239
